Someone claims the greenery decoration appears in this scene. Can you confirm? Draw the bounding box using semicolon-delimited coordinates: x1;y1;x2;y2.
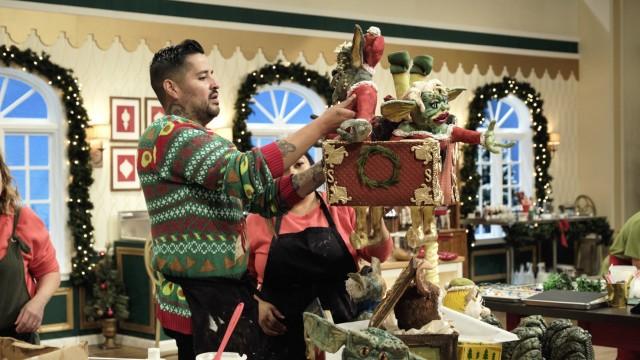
357;145;401;189
543;272;604;292
0;45;97;286
232;61;332;151
506;217;612;246
460;77;552;216
84;249;129;321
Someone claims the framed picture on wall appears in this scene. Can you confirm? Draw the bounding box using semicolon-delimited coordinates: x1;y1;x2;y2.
144;97;165;128
110;97;141;141
110;147;140;191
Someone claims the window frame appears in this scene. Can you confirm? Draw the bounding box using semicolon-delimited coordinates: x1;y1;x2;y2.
0;67;68;275
475;95;533;240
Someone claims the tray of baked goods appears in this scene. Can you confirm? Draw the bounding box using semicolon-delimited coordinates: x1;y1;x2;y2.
479;284;542;303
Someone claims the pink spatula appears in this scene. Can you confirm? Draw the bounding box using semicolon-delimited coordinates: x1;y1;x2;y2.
213;302;245;360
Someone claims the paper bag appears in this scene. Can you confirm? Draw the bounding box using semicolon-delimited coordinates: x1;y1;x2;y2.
0;337;88;360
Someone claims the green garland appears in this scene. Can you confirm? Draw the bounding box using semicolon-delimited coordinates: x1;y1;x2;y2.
460;77;553;216
357;145;401;189
232;62;332;151
507;217;612;245
1;45;97;286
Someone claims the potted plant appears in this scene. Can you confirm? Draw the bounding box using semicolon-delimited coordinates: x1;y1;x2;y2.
84;248;129;349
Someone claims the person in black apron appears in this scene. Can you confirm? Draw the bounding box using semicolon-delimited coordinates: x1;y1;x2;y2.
0;207;38;343
258;191;358;359
0;208;41;344
1;152;61;345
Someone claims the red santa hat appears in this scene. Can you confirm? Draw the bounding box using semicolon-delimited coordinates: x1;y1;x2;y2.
363;26;384;69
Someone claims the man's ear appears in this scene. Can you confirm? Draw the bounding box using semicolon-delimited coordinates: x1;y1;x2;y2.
163;79;180;102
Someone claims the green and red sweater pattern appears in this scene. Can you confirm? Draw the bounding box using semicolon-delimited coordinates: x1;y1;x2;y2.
138;115;300;333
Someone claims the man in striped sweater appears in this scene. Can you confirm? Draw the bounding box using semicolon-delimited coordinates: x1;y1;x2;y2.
138;39;355;359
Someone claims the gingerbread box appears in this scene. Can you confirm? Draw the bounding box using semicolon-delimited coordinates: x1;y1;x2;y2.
323;139;443;207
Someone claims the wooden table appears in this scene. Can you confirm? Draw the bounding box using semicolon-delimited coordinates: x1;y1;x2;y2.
485;299;640;352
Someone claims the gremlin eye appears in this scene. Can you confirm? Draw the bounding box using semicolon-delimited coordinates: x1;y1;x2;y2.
359;346;370;356
430;102;439;109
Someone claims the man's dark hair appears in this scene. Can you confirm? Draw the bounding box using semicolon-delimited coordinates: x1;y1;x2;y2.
150;39;205;106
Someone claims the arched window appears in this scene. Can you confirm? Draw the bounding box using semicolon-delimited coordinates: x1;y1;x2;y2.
247;82;327;161
475;95;533;239
0;68;67;272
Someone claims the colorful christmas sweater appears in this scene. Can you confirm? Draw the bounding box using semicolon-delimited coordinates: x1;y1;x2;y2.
137;115;301;333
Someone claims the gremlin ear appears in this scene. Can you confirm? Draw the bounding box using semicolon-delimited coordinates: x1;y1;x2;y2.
303;312;348;353
380;100;418;123
447;87;466;101
371;257;381;274
351;24;364;69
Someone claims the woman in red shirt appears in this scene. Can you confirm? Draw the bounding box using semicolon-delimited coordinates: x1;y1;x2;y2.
247;153;393;359
0;151;60;344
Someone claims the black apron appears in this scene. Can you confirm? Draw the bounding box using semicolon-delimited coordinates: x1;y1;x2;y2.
0;207;38;344
260;193;357;359
164;273;262;360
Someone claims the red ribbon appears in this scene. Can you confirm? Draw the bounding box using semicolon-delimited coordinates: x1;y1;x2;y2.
558;219;570;248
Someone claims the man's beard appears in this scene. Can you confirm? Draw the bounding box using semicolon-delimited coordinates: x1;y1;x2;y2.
193;101;219;125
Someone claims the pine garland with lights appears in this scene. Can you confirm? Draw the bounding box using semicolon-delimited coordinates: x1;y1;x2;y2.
232;62;332;151
0;45;97;285
84;249;129;322
460;77;553;217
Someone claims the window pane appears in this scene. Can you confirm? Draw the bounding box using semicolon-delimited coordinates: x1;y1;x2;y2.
287;103;314;124
283;92;305;118
512;164;520;185
5;135;25;166
501;108;518;128
10;169;26;198
481;165;490;185
481;149;490;162
251;136;276;148
248;91;274;124
511;143;520;161
29;135;49;166
30;170;49;200
502;163;509;185
1;78;31;111
31;203;50;230
511;188;520;207
6;91;47;119
482;188;491;205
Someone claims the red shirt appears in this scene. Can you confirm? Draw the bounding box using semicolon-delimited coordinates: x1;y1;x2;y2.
0;207;60;297
247;193;393;284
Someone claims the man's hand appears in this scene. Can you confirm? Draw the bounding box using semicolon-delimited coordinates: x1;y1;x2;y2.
315;95;357;134
276;95;356;171
15;298;46;333
254;295;286;336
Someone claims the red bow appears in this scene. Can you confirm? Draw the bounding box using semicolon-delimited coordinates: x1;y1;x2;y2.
558;219;570;248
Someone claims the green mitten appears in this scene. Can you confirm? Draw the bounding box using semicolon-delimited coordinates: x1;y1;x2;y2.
410;55;433;84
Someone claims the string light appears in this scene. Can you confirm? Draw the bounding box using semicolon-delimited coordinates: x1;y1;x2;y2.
461;77;552;215
232;61;332;151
